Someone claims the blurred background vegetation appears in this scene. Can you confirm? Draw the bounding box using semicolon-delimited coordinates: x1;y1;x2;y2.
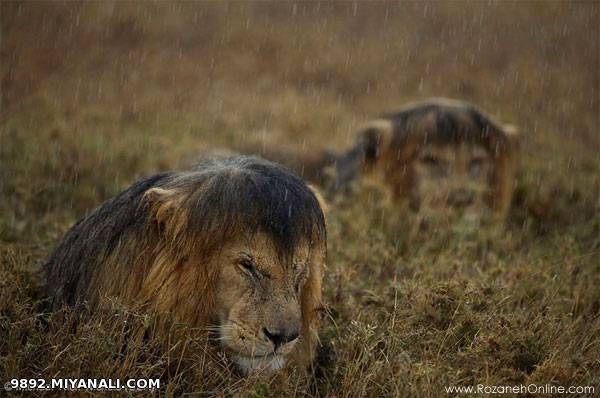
1;2;598;396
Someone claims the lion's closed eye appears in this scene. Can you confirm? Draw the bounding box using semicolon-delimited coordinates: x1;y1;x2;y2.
236;255;270;280
238;258;256;274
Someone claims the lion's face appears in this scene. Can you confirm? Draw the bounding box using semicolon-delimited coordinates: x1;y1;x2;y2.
408;142;493;227
213;233;311;374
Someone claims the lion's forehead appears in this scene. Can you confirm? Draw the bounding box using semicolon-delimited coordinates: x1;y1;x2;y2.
222;233;312;274
418;143;491;164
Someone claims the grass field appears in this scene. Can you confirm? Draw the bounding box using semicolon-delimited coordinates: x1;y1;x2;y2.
1;2;599;396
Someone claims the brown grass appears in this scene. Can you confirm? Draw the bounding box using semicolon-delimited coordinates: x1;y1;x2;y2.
1;1;599;396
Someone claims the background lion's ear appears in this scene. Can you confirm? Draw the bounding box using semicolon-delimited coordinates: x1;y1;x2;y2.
502;124;520;154
503;124;519;137
357;119;394;165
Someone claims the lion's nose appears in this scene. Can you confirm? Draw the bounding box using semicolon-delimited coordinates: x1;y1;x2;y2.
263;327;299;350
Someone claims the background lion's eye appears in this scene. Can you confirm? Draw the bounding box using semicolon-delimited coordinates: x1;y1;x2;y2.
421;155;449;172
420;154;448;178
468;157;486;177
421;154;440;166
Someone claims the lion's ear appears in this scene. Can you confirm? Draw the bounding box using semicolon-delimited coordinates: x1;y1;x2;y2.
308;184;328;219
357;119;394;165
503;124;518;136
143;187;187;237
500;124;520;156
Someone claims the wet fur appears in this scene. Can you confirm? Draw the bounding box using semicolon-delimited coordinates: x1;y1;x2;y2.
44;156;326;368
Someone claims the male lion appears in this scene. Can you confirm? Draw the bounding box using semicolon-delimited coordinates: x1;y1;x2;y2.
251;98;519;226
44;156;327;375
346;98;520;225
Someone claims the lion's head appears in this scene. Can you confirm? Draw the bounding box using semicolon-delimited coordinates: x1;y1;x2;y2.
45;156;326;375
345;98;520;227
211;233;320;373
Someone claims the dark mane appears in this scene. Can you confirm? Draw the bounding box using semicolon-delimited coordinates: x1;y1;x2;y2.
384;98;509;149
43;172;174;306
183;156;326;258
44;156;326;307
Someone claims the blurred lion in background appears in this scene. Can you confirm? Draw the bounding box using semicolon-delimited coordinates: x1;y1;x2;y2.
44;156;327;375
251;98;519;227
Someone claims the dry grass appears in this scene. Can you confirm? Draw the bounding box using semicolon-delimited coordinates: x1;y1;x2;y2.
1;1;599;396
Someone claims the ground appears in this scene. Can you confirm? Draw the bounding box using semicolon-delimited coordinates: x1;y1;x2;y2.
1;2;598;396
